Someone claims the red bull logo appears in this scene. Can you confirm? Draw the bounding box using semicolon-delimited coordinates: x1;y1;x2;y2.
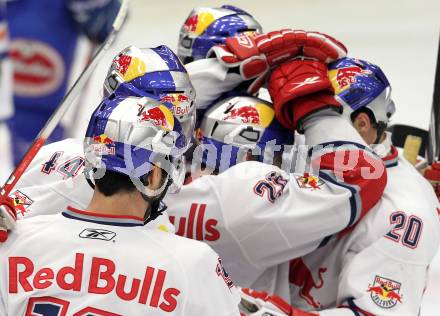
92;134;115;155
289;258;327;308
329;65;372;93
139;105;174;131
367;275;402;308
93;134;114;145
183;14;198;33
10;190;34;217
295;173;323;190
114;54;132;76
113;53;147;82
224;105;261;124
160;94;191;116
182;11;215;35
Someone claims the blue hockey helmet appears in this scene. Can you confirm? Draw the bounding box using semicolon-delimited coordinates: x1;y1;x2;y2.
198;96;294;173
103;45;196;148
328;57;396;127
177;5;262;64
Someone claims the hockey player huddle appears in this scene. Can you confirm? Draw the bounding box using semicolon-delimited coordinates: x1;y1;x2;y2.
0;4;439;316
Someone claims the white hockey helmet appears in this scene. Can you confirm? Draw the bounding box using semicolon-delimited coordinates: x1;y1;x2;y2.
177;5;262;64
198;96;294;172
84;95;188;221
103;45;196;150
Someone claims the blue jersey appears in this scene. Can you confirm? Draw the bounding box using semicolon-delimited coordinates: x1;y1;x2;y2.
7;0;120;110
5;0;121;165
0;1;12;120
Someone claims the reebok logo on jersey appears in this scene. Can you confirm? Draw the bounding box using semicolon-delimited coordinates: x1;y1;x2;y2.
367;275;403;308
169;203;220;241
79;229;116;241
8;253;181;312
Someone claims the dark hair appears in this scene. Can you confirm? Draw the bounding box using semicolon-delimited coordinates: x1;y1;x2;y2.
94;167;169;197
350;107;377;125
94;171;137;196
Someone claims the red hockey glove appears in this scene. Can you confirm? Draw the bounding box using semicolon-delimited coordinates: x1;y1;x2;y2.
209;30;347;94
0;196;17;242
424;162;440;201
239;287;317;316
268;59;341;131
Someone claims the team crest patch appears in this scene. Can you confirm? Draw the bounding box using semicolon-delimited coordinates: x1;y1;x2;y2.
367;275;403;308
295;173;324;190
216;258;234;289
10;190;34;217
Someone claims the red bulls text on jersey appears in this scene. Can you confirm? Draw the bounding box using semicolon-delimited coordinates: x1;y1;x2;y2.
169;203;220;241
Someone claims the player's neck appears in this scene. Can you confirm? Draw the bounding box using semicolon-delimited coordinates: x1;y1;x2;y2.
86;190;149;219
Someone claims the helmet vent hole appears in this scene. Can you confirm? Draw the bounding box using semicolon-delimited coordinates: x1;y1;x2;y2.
239;127;260;142
211;121;219;136
108;75;119;91
224;103;235;114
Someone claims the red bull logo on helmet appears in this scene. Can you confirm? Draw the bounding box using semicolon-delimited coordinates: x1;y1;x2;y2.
113;53;147;83
224;105;261;125
367;275;403;309
183;11;215;36
114;54;132;76
160;93;191;116
223;102;275;128
329;65;373;94
183;14;198;33
139;105;175;131
93;134;114;145
92;134;115;155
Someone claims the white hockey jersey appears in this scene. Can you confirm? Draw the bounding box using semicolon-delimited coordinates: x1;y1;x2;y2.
11;113;387;302
163;113;388;298
287;144;440;316
0;207;240;315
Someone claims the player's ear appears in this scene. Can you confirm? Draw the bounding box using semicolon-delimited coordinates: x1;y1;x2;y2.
353;112;371;133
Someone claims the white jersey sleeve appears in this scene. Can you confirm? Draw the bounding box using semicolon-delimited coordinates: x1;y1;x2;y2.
186;58;243;109
11;138;175;232
11;138;92;218
183;244;240;315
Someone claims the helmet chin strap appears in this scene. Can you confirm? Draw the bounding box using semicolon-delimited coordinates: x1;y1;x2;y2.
142;178;172;224
373;121;387;145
